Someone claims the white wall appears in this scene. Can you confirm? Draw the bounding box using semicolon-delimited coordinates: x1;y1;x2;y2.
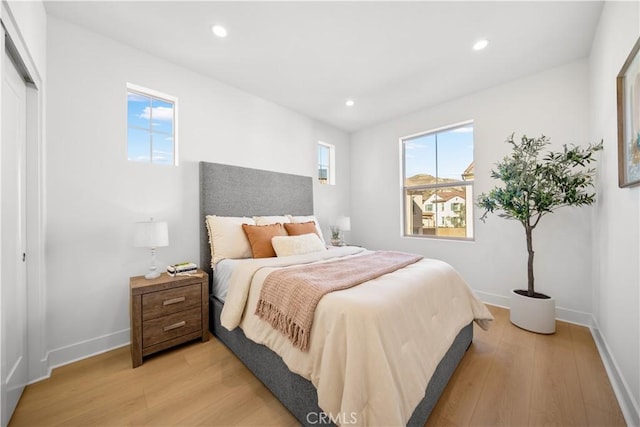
45;17;350;368
350;60;594;322
589;1;640;423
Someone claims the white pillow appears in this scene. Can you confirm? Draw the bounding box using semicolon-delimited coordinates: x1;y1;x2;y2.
253;215;291;226
205;215;255;267
287;215;325;243
271;233;327;257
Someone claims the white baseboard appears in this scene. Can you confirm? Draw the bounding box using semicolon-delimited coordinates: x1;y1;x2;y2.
590;319;640;427
27;358;50;385
33;328;130;383
474;290;593;326
474;290;510;309
554;306;594;327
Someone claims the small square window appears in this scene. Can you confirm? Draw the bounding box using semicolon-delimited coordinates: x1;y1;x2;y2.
127;84;177;165
318;142;335;185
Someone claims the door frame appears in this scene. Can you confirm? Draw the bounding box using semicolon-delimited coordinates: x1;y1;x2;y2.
0;1;47;390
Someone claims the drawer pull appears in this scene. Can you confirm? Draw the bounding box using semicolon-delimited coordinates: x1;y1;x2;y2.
163;321;186;332
163;296;186;306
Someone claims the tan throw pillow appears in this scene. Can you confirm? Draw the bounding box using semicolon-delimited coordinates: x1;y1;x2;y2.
284;221;318;237
287;215;326;243
272;234;327;257
242;223;287;258
205;215;255;267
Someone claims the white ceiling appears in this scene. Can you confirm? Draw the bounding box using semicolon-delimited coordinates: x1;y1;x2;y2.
44;1;604;132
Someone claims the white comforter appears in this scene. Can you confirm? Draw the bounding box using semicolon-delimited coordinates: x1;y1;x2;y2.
221;247;493;426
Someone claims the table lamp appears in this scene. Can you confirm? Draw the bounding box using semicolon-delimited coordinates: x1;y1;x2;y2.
336;216;351;246
134;218;169;279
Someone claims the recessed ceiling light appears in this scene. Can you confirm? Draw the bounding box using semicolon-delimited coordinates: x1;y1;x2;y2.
211;25;228;38
345;99;355;107
473;39;489;51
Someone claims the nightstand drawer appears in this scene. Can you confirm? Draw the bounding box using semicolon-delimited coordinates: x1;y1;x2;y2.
142;307;202;348
142;284;201;321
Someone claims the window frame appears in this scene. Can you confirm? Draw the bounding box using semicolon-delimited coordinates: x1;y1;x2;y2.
317;141;336;185
400;121;474;241
126;83;179;166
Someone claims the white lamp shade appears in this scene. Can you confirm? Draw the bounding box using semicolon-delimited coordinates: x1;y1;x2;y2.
134;220;169;248
336;216;351;231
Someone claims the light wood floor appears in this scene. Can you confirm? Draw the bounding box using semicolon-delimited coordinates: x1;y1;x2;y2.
10;306;625;426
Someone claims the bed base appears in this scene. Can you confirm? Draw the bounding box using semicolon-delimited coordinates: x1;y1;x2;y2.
210;296;472;426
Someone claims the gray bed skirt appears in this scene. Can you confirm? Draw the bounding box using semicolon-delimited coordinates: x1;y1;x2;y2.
210;296;473;426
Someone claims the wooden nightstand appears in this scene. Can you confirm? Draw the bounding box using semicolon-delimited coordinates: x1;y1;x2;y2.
130;270;209;368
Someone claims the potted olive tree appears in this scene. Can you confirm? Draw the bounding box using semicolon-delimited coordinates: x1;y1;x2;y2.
477;134;602;333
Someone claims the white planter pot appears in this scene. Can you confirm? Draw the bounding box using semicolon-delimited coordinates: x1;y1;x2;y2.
509;289;556;334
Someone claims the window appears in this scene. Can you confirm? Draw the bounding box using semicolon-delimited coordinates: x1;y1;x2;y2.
127;84;177;165
318;142;335;185
402;122;474;239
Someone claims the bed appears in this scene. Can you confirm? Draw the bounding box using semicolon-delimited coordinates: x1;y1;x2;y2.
199;161;491;426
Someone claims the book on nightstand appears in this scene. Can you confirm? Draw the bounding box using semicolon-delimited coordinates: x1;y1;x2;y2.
167;262;198;276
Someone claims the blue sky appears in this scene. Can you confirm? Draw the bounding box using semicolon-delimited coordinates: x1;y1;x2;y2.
318;144;329;168
127;91;174;164
404;124;473;181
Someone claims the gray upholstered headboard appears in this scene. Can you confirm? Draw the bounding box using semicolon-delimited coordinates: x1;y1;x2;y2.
199;162;314;280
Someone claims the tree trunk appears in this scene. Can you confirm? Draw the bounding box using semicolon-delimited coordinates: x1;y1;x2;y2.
525;224;534;296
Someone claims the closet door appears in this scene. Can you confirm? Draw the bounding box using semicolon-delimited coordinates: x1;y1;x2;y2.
1;42;28;426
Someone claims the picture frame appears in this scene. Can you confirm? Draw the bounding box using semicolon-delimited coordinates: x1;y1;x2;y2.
617;37;640;188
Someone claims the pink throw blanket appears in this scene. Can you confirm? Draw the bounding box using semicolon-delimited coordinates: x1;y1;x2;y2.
255;251;423;351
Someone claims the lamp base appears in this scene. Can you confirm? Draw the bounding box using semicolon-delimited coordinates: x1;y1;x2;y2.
144;271;161;280
144;247;161;279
